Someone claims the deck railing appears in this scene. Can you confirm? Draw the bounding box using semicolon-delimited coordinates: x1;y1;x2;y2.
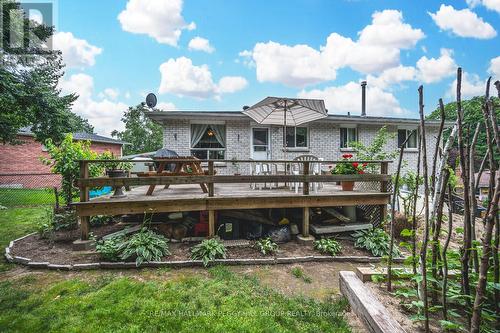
75;159;392;240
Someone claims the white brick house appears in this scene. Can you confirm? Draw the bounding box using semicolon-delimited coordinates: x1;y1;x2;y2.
147;110;443;175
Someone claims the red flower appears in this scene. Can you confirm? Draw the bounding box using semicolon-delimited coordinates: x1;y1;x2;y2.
362;163;368;167
358;170;365;174
352;162;359;168
342;154;350;159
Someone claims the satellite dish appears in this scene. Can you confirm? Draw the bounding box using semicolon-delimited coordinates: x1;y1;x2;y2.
145;93;157;108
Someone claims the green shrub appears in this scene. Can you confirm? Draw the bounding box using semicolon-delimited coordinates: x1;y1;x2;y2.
95;228;169;266
353;227;400;257
95;235;125;262
120;229;170;266
255;237;278;255
36;208;78;239
314;238;342;256
90;215;114;227
291;267;312;283
190;238;226;267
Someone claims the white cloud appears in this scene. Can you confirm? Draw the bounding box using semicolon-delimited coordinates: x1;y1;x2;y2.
59;74;128;136
429;4;497;39
158;57;248;99
242;9;424;87
367;65;416;89
188;37;215;53
298;81;406;117
447;72;486;99
488;56;500;78
155;102;177;111
216;76;248;93
53;32;102;68
118;0;195;46
99;88;120;100
467;0;500;13
416;48;457;83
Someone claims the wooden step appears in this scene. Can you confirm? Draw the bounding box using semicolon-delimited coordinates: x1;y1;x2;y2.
310;222;371;234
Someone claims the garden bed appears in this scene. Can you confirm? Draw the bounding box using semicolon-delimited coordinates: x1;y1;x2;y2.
5;222;399;269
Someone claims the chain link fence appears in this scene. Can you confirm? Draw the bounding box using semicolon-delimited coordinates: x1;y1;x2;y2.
0;173;60;207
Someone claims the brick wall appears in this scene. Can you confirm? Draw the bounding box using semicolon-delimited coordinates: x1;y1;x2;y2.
161;119;440;176
0;135;123;189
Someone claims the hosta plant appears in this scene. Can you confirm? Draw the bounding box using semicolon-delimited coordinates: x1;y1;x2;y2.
255;237;278;255
190;238;226;267
314;238;342;256
353;227;400;257
95;235;125;262
120;228;170;266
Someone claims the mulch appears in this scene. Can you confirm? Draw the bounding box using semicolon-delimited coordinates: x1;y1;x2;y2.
9;223;373;265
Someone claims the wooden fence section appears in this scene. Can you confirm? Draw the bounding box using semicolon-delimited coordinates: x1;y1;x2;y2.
73;159;392;241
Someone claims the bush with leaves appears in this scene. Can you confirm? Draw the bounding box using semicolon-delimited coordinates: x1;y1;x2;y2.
349;126;397;172
36;208;78;239
90;215;114;227
353;227;400;257
314;238;342;256
95;235;125;262
100;151;133;171
255;237;278;255
190;238;226;267
42;134;104;205
120;229;170;266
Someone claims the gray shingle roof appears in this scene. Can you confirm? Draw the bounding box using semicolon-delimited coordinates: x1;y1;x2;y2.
18;127;128;145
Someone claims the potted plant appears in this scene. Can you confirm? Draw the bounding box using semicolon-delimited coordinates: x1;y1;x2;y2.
101;152;133;197
331;154;366;191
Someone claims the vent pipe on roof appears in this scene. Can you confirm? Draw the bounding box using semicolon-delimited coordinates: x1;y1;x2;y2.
361;81;367;117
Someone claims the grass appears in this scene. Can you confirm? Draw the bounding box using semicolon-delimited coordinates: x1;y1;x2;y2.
291;267;312;284
0;188;57;207
0;207;46;271
0;266;352;333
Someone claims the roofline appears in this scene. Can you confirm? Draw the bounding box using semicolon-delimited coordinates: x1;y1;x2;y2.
146;110;452;127
16;132;128;145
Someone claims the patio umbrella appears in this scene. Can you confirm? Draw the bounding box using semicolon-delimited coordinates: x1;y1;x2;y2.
243;97;327;156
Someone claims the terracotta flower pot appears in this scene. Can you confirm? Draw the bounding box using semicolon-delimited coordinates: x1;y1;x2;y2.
341;181;355;191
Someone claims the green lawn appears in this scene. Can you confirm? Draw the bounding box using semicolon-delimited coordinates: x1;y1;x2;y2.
0;207;46;271
0;267;352;333
0;188;57;207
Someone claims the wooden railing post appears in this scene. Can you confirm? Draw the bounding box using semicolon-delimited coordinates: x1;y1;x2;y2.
79;160;90;240
380;161;389;224
208;161;214;197
303;161;310;195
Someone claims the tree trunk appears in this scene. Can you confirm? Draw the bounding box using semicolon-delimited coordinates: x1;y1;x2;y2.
442;181;454;320
469;124;481;273
411;132;422;275
418;85;430;333
431;99;446;193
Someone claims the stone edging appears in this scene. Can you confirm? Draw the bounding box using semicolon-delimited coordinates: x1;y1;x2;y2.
4;233;406;271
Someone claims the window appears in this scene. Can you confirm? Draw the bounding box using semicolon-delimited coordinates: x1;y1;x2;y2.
284;127;308;148
340;127;357;148
190;124;226;160
398;129;418;148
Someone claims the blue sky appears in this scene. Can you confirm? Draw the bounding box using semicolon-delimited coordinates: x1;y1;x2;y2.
47;0;500;135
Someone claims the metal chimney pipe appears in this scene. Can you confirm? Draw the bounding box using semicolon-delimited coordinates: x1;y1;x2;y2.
361;81;367;117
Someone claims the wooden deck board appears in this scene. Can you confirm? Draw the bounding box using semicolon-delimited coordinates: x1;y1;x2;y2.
73;183;390;216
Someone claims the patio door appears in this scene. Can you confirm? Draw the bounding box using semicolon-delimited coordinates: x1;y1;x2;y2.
251;128;270;160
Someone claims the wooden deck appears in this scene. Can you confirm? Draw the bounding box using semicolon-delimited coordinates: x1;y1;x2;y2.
73;159;392;241
74;183;390;217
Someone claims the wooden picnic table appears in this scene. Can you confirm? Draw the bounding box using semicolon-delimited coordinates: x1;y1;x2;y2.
144;157;209;195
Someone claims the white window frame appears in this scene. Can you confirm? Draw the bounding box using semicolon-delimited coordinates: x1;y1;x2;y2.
284;126;309;150
189;122;226;160
340;126;358;149
398;128;419;149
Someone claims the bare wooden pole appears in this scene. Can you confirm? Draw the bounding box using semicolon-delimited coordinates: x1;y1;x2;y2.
418;85;430;333
431;98;446;192
411;132;422;275
469;123;481;273
442;180;453;320
471;78;500;332
388;131;411;291
456;68;472;314
79;160;90;240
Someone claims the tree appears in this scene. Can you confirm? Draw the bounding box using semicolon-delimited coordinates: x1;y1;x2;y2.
427;96;500;164
0;0;92;145
111;103;163;156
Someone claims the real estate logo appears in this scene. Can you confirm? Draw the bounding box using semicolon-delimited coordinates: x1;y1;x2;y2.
1;0;56;55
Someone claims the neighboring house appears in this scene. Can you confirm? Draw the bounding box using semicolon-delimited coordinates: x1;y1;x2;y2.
475;171;493;202
0;128;128;189
146;106;445;175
